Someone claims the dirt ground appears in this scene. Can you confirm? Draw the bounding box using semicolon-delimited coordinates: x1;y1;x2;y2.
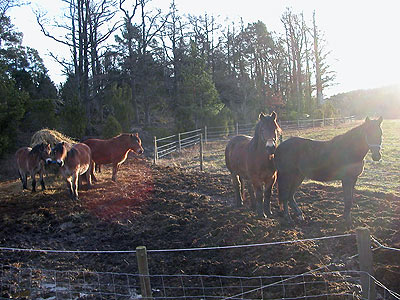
0;156;399;298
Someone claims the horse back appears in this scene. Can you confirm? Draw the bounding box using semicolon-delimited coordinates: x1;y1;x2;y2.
83;136;131;165
225;135;251;176
15;147;38;173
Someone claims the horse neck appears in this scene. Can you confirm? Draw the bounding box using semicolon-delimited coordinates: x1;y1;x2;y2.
249;126;270;156
113;135;133;152
333;124;369;160
29;148;42;163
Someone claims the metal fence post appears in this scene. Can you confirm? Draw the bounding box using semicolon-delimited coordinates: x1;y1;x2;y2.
236;122;239;135
136;246;153;299
178;133;182;151
204;126;207;144
200;133;204;171
153;136;157;165
356;228;376;300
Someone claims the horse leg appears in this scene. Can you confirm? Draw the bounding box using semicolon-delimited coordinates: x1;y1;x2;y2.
239;176;245;203
247;182;256;210
66;177;73;197
39;167;46;191
288;175;305;220
72;173;79;200
91;161;98;182
342;177;358;226
231;174;243;207
31;173;37;193
111;163;119;182
253;183;266;218
86;161;93;188
19;171;27;190
264;181;274;217
277;171;293;223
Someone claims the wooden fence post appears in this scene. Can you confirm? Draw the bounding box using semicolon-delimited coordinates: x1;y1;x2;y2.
199;133;204;171
236;122;239;135
136;246;153;300
178;133;182;151
204;126;207;144
356;228;376;300
153;136;157;165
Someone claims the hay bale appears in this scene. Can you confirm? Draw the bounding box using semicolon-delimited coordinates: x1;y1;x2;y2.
30;129;77;148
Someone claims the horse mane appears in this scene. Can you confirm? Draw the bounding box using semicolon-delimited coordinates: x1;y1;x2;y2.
330;121;365;144
29;143;44;155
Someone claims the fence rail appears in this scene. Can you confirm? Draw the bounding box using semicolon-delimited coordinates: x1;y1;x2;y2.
153;116;355;168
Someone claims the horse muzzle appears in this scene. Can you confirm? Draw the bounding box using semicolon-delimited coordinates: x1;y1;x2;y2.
265;139;276;155
56;159;64;167
371;151;381;161
137;148;144;155
45;158;53;165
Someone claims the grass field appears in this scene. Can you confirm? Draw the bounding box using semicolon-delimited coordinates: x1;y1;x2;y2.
159;119;400;196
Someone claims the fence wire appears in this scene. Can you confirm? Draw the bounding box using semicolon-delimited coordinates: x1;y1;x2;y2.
1;264;399;300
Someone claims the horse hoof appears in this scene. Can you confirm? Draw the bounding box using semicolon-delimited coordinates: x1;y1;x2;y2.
297;214;305;221
266;210;273;217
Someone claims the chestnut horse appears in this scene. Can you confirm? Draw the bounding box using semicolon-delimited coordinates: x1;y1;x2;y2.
15;143;51;192
83;133;144;182
274;117;383;225
225;112;282;218
51;142;93;200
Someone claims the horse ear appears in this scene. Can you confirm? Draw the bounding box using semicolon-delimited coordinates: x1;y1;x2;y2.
270;111;277;120
259;113;266;120
61;141;65;145
378;116;383;125
135;133;139;137
365;116;370;123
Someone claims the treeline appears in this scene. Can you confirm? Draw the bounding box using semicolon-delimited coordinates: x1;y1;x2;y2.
0;0;337;156
329;85;400;119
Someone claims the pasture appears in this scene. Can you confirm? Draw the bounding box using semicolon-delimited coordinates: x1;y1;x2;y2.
0;120;399;298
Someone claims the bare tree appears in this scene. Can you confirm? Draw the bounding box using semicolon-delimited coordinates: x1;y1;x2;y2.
36;0;120;126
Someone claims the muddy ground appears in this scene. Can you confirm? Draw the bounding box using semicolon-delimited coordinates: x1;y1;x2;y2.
0;156;399;298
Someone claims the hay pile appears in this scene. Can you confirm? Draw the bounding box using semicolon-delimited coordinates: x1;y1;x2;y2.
30;129;77;148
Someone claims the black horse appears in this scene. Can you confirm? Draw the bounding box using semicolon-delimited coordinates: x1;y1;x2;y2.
274;117;383;225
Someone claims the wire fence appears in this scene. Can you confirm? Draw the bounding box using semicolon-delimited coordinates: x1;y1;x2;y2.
1;232;400;299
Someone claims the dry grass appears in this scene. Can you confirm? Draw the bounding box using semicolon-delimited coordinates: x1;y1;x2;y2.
30;128;77;147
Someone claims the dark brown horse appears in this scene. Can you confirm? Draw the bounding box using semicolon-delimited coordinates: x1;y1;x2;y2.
15;143;51;192
51;142;93;200
225;112;282;218
274;117;383;225
83;133;144;182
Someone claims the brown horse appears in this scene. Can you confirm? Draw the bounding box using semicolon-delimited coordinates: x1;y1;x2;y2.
15;143;51;192
274;116;383;225
225;112;282;218
51;142;93;200
83;133;144;182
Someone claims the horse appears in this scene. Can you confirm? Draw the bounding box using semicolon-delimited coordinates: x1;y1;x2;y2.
82;133;144;182
51;142;93;200
15;143;51;192
274;116;383;225
225;112;282;218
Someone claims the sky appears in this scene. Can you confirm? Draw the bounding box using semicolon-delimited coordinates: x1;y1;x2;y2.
8;0;400;97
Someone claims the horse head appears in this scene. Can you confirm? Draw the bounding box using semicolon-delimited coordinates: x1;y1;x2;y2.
40;143;52;162
129;133;144;155
363;116;383;161
51;142;68;167
256;111;282;155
